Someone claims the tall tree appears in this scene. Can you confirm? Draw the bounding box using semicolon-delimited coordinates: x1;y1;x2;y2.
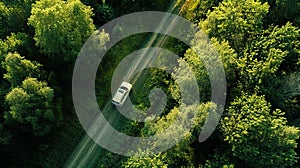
3;52;44;87
237;22;300;90
131;103;214;167
180;31;237;102
0;35;29;139
221;93;300;167
28;0;95;62
3;52;62;136
0;33;26;62
5;78;62;136
200;0;269;53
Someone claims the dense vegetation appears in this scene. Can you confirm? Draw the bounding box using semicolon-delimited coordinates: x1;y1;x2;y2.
0;0;299;167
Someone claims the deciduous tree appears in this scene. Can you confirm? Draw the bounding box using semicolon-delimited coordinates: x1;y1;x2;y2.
237;22;300;89
222;93;300;167
3;52;44;87
5;78;62;136
28;0;95;62
201;0;269;53
180;31;237;102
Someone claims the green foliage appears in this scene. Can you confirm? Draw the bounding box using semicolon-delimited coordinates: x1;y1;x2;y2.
262;0;300;26
169;57;203;104
0;33;27;62
10;1;35;32
107;0;171;16
95;4;114;25
181;31;237;101
0;32;26;148
0;123;11;145
5;78;62;136
0;2;10;38
222;93;300;167
176;0;222;22
3;52;44;87
80;0;115;26
87;29;110;52
0;0;36;39
0;0;299;166
123;152;168;168
267;72;300;119
130;67;176;114
237;22;300;89
204;148;235;168
28;0;95;62
201;0;269;52
37;114;84;167
136;103;214;167
96;151;125;168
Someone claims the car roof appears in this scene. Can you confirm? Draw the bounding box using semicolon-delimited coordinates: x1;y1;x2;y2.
112;89;126;103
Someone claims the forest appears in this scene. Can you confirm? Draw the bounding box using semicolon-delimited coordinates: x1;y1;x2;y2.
0;0;299;167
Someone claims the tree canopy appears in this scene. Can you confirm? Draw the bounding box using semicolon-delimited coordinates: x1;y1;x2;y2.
0;0;299;167
3;52;43;87
28;0;95;62
222;93;300;167
5;78;62;136
201;0;269;53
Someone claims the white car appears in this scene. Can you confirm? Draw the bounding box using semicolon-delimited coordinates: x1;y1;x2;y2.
112;82;132;107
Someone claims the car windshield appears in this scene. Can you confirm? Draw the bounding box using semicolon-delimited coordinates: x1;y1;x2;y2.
118;89;125;94
120;86;128;91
